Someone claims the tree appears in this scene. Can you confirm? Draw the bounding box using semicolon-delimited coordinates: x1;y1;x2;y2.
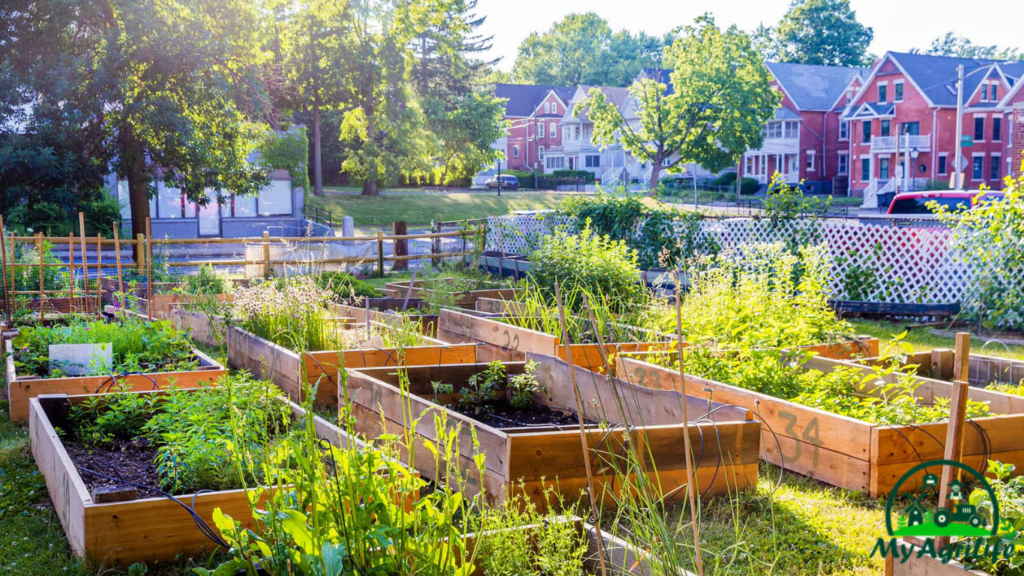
512;13;612;86
920;32;1022;60
2;0;270;243
581;15;779;192
773;0;874;66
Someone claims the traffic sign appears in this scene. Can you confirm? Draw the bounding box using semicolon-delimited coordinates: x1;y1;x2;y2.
960;135;973;148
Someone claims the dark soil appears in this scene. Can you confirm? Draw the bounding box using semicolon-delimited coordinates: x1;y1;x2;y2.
455;402;587;430
64;437;163;493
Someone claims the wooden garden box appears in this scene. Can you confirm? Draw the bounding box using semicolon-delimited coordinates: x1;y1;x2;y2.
169;308;231;348
855;348;1024;388
383;278;516;309
5;339;226;422
334;300;440;337
345;353;761;508
28;389;359;566
616;354;1024;497
437;308;671;371
887;544;989;576
147;293;234;319
227;323;480;405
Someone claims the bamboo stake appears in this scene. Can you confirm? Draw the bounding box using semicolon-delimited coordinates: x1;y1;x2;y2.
7;232;14;319
675;272;705;576
68;233;76;305
78;212;90;314
96;234;103;316
146;217;153;321
553;282;609;576
0;215;10;326
37;233;45;321
113;224;124;300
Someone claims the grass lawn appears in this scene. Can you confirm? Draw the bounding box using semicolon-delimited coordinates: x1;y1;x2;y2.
848;318;1024;361
307;191;576;226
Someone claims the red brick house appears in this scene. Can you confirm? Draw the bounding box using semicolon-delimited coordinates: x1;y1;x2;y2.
493;83;575;172
740;62;868;194
843;52;1024;204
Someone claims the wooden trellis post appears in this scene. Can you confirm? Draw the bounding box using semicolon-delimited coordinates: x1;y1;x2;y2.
37;233;45;320
68;233;76;305
113;224;124;299
79;212;90;314
0;215;9;326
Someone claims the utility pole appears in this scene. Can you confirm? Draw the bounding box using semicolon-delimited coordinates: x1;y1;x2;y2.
952;64;964;190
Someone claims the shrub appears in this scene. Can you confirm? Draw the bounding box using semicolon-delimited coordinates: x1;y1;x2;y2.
740;177;760;194
527;220;643;312
312;271;381;300
710;171;737;186
505;169;535;188
550;169;595;182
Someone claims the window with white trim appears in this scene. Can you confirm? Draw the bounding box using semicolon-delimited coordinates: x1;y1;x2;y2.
549;122;556;138
512;145;520;158
538;123;545;138
878;82;888;103
894;81;904;102
256;180;293;216
538;146;545;159
546;156;565;169
784;121;799;138
550;103;557;115
938;153;948;175
838;153;848;175
990;84;998;102
544;103;550;114
806;150;816;171
991;154;1001;180
839;120;848;140
585;155;601;168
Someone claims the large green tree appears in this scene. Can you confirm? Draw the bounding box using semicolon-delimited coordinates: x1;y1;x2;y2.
920;32;1022;60
582;15;779;192
768;0;874;66
2;0;270;242
511;13;666;87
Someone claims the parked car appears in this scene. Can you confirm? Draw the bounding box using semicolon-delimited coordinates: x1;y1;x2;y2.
485;175;519;190
886;190;1004;215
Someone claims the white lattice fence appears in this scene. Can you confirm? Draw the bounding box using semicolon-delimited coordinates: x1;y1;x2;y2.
486;214;973;303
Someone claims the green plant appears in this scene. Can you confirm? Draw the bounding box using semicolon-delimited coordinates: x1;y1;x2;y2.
963;460;1024;573
507;360;544;410
528;220;643;313
177;264;229;295
459;361;505;415
312;271;381;300
259;127;310;198
478;489;587;576
987;380;1024;396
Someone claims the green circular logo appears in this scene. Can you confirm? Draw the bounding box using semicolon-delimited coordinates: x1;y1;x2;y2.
884;459;1000;539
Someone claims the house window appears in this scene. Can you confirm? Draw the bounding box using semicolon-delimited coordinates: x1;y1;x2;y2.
993;117;1002;141
879;158;890;180
784;121;799;138
980;86;988;103
895;81;904;102
938;154;948;175
838;153;848;175
585;155;601;168
901;121;920;136
972;156;983;180
974;117;985;141
861;158;870;181
546;156;565;170
861;121;871;143
233;194;257;217
839;120;848;140
745;156;753;173
549;123;556;138
878;84;887;103
544;103;550;114
256;180;293;216
157;184;187;219
881;120;891;137
538;146;545;159
806;150;815;171
990;84;998;101
991;156;1001;180
550;103;557;115
846;89;853;104
538;123;545;138
512;145;520;158
767;121;782;139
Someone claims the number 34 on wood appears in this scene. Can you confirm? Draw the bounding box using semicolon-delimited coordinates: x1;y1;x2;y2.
777;410;823;466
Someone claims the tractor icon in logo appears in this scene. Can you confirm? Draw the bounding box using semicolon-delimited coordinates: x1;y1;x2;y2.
886;461;999;538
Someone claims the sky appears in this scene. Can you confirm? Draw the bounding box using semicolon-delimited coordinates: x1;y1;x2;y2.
475;0;1023;72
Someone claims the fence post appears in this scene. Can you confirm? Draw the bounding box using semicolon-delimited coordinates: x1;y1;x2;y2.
145;217;153;321
95;234;102;313
430;222;440;268
376;231;385;278
113;224;124;300
392;221;408;272
68;233;76;306
137;234;146;273
0;215;9;326
78;212;90;314
36;233;45;320
262;231;271;279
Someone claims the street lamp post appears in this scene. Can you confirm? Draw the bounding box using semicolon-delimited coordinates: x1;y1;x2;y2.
910;148;920;191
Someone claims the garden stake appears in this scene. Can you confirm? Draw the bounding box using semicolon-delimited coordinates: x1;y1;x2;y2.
79;212;91;314
146;217;153;321
675;272;705;576
37;233;45;321
68;234;76;307
935;332;971;551
113;224;124;298
402;270;417;311
96;234;103;315
554;282;609;576
0;215;9;326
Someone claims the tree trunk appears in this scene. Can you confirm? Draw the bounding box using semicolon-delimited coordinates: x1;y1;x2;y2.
310;16;324;196
122;126;150;261
361;112;379;196
648;163;662;195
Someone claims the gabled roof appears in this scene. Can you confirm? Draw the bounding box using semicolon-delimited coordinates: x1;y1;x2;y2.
766;62;869;111
567;86;632;123
845;102;895;119
637;68;675;95
494;84;575;117
885;52;1005;108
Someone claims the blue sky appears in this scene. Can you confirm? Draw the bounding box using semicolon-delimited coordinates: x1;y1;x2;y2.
476;0;1022;72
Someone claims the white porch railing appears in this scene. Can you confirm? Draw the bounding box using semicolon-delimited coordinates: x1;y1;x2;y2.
871;134;931;153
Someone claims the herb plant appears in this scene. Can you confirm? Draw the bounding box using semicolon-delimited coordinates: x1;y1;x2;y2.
460;361;505;415
507;360;544;409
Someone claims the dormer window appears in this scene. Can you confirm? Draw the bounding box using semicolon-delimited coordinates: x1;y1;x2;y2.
990;84;998;101
878;83;887;103
544;103;550;114
894;81;904;102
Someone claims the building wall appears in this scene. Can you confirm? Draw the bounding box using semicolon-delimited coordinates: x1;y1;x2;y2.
1013;104;1024;178
504;92;567;172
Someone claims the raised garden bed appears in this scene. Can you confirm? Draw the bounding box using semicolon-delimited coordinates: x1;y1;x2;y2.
146;292;234;319
227;322;479;405
334;298;439;337
345;354;761;507
383;277;516;309
5;327;225;422
855;349;1024;388
616;354;1024;497
438;308;672;371
28;387;357;565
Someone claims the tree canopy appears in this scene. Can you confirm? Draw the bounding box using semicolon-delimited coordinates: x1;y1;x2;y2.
511;13;669;87
582;15;779;192
757;0;874;67
919;32;1022;60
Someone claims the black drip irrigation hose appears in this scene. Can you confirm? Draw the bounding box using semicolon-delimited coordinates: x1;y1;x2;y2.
93;370;162;394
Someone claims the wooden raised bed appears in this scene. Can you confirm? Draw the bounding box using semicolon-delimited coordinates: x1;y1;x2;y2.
333;299;439;337
616;354;1024;497
855;348;1024;388
438;308;671;371
29;388;359;566
169;308;230;348
887;544;989;576
227;323;479;405
5;339;226;422
383;278;516;309
345;354;761;507
146;293;233;319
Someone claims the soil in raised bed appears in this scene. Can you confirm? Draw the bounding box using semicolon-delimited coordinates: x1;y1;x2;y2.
446;402;591;430
64;438;163;493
